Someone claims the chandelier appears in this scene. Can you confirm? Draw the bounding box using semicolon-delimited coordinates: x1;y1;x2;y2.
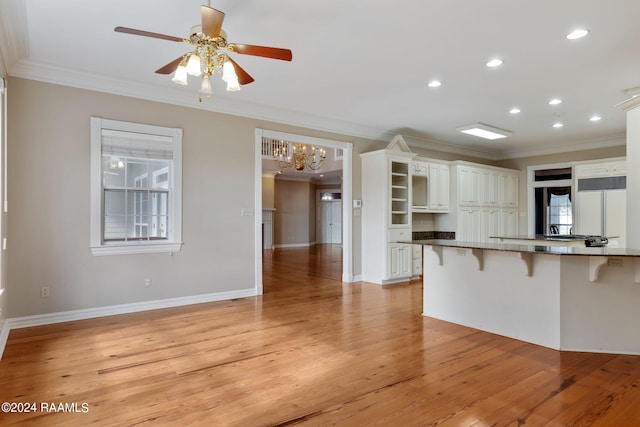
273;141;327;171
171;28;241;102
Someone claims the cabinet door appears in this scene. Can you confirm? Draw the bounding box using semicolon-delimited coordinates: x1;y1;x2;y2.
458;167;481;206
458;208;482;242
429;164;450;211
505;209;518;236
505;173;518;207
412;161;429;177
388;243;412;279
483;209;501;242
481;170;500;207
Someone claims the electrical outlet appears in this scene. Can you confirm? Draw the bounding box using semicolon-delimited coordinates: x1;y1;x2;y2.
40;287;50;298
144;278;152;287
456;249;466;256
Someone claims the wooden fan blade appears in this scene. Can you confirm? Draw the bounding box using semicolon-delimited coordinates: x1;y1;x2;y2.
114;26;184;43
227;57;255;85
229;44;293;61
202;5;225;38
155;56;184;75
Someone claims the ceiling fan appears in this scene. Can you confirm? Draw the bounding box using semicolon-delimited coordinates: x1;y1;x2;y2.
114;4;293;101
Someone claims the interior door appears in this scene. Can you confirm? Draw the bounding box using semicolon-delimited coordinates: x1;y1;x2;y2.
317;199;342;244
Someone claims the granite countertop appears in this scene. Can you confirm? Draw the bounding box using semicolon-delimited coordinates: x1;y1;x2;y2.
407;239;640;257
492;234;618;242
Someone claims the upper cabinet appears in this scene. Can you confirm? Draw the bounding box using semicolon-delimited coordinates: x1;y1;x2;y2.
428;162;450;212
574;158;626;179
457;164;518;208
411;159;450;213
449;162;520;242
390;159;411;227
412;161;429;177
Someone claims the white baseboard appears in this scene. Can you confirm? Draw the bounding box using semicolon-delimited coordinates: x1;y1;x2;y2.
274;242;313;248
353;274;363;282
0;288;256;359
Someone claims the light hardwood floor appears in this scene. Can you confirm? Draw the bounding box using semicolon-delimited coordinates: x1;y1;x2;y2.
1;244;640;426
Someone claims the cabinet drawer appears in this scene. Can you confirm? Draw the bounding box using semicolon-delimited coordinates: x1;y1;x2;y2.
412;245;422;258
412;260;422;275
388;228;411;242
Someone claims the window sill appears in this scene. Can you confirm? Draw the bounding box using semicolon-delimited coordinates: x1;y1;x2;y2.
90;242;183;256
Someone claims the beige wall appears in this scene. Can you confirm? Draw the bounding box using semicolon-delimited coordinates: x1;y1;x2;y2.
273;179;316;246
262;175;275;209
5;77;382;317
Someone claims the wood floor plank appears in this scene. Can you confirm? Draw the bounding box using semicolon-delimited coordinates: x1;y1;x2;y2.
1;244;640;426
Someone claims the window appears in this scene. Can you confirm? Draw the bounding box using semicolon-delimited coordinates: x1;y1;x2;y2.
548;191;572;235
90;117;183;256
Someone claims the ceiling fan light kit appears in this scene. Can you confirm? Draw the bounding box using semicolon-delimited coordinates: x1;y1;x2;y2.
115;5;292;102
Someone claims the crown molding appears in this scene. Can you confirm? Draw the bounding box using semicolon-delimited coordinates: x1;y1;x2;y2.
9;59;510;161
0;0;28;76
495;133;626;160
9;59;390;137
401;134;502;161
617;95;640;112
6;59;629;162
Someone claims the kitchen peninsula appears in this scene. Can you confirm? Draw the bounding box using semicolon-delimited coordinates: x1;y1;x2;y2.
416;239;640;355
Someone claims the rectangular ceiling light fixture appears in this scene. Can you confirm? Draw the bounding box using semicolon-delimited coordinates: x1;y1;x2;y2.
456;123;512;140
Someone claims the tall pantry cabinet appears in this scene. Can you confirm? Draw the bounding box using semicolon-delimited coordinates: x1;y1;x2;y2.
436;161;519;242
361;138;416;284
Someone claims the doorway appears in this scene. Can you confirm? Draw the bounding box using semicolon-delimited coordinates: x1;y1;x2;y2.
254;129;353;294
316;189;342;245
527;164;574;235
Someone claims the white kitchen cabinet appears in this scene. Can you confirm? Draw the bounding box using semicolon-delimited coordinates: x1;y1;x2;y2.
458;207;482;242
412;161;429;177
505;173;519;207
361;137;417;284
458;166;482;206
390;160;411;227
388;243;412;280
575;159;626;179
429;163;450;212
448;162;520;242
411;244;422;277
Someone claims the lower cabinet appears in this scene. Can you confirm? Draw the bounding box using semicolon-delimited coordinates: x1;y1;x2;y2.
388;243;412;280
412;244;422;277
458;208;518;242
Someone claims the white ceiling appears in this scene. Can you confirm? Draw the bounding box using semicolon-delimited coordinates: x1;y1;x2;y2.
1;0;639;159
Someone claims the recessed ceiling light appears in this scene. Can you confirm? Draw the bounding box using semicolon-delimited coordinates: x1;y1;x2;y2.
486;59;503;68
590;115;602;122
509;108;521;114
566;29;589;40
456;123;512;140
428;80;442;88
548;98;562;105
553;122;564;128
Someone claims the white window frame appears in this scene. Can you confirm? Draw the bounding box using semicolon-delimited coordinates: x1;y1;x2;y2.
90;117;183;256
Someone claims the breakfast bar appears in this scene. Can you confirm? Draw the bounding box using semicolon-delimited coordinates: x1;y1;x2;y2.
414;240;640;354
